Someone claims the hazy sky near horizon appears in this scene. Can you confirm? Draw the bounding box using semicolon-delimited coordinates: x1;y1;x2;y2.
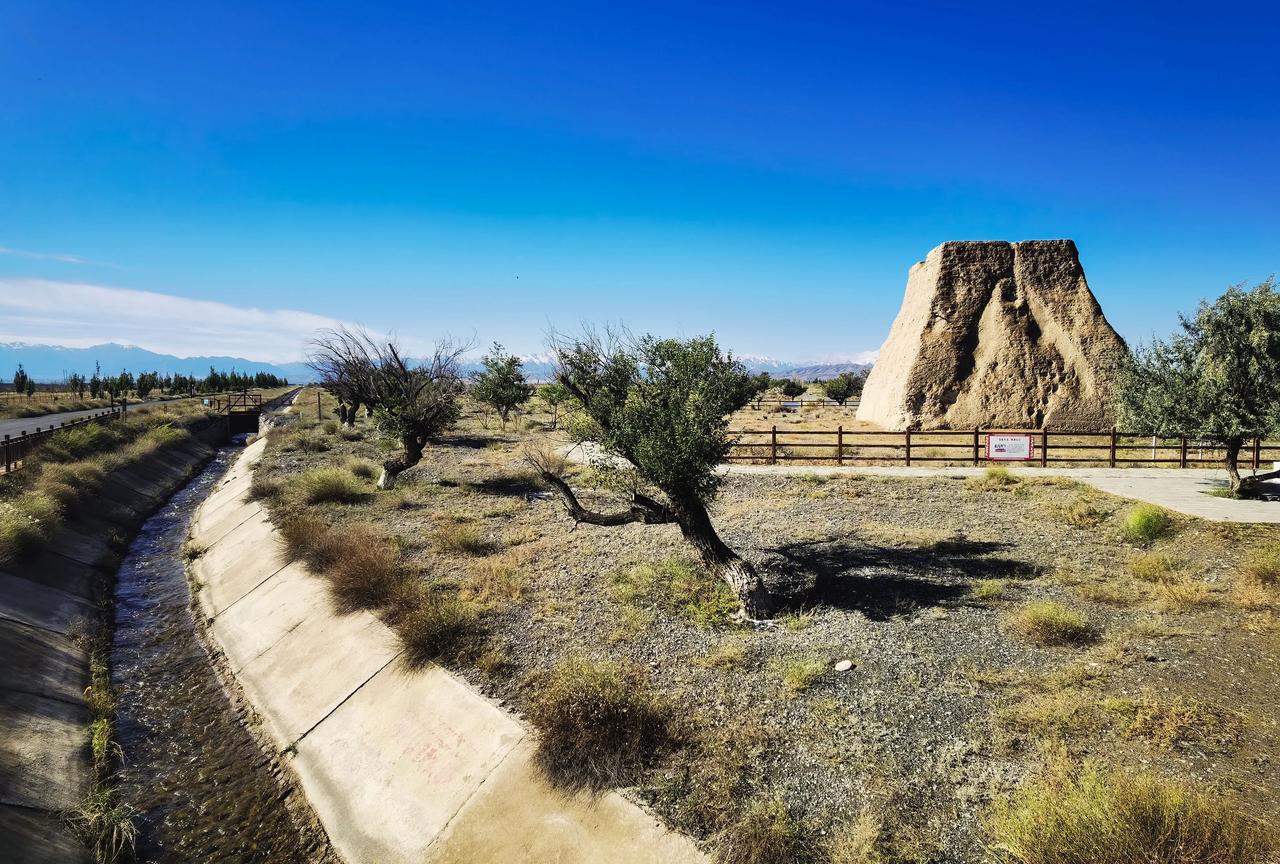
1;1;1277;363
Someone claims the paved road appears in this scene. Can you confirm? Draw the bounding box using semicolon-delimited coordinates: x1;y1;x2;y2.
0;402;147;440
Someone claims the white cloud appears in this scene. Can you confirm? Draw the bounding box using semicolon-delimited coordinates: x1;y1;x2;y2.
0;246;120;268
0;278;345;363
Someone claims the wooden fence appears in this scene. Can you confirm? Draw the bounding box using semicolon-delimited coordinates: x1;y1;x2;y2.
727;426;1280;469
1;407;125;474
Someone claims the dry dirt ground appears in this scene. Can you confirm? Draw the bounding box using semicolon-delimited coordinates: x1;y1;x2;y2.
254;391;1280;862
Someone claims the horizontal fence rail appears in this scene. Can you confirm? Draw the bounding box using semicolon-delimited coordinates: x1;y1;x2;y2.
727;426;1280;470
2;406;126;474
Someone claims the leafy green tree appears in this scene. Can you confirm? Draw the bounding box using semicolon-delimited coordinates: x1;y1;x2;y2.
89;362;102;399
822;370;867;406
470;343;534;427
67;373;87;399
531;330;771;618
780;379;806;399
309;326;465;487
24;375;36;399
1116;278;1280;494
13;364;29;398
538;382;572;430
136;371;159;399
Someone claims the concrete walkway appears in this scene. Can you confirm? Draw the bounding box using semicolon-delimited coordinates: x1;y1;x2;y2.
190;439;704;864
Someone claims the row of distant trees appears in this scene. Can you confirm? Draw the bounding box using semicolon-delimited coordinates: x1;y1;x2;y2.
308;278;1279;617
8;363;288;400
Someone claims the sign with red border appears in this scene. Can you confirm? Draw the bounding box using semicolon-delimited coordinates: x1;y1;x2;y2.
987;433;1035;461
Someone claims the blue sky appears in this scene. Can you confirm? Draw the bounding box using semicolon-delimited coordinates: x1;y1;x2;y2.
1;1;1277;363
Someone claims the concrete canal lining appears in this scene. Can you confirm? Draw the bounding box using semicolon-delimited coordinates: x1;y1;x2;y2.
0;426;225;864
190;438;706;864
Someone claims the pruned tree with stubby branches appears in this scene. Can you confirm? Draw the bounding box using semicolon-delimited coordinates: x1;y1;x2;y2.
1116;278;1280;495
309;326;466;488
528;328;772;618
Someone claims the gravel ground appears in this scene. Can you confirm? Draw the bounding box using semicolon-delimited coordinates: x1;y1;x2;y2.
255;398;1280;862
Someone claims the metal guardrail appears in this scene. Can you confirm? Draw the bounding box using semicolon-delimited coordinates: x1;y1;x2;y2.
1;406;126;474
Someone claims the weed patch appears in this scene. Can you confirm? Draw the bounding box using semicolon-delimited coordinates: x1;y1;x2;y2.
297;467;367;504
610;557;738;629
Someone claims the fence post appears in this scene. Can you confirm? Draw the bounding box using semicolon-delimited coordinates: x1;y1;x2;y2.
317;391;322;421
1040;427;1048;468
770;426;777;465
905;429;912;467
1254;436;1261;471
1179;436;1187;469
3;434;8;472
1109;427;1117;468
837;426;843;466
972;426;980;466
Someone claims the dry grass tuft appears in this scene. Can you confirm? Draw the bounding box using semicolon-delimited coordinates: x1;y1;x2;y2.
1009;601;1096;646
1154;581;1218;611
344;456;380;480
770;654;827;696
430;521;492;555
391;585;480;668
1242;546;1280;588
967;466;1019;491
715;798;820;864
1127;552;1187;584
325;525;403;613
989;760;1275;864
527;657;672;791
971;579;1007;601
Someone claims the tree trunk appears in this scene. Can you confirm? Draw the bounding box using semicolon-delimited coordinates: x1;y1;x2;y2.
670;496;773;619
1225;437;1244;495
345;401;361;428
377;434;425;489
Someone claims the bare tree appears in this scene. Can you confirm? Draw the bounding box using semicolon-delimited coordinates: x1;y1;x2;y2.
309;327;466;488
529;328;772;619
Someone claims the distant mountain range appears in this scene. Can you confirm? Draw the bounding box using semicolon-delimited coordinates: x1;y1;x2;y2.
0;342;314;383
1;342;873;385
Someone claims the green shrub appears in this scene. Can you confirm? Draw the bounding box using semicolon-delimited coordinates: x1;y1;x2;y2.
297;467;367;504
1122;504;1174;545
527;657;671;790
716;798;821;864
989;761;1275;864
1009;601;1096;646
610;557;738;628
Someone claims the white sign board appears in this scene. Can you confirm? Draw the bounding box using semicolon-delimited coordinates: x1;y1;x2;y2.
987;433;1034;461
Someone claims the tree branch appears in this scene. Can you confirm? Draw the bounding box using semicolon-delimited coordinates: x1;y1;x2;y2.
536;471;675;526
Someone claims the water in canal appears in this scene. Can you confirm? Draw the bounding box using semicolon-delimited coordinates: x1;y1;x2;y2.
111;446;334;863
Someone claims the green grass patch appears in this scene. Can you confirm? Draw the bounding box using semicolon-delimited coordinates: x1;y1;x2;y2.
296;467;368;504
609;557;739;629
1009;601;1096;646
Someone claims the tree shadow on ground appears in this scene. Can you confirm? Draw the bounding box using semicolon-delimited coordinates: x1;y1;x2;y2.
437;434;493;450
762;537;1041;621
472;472;542;498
